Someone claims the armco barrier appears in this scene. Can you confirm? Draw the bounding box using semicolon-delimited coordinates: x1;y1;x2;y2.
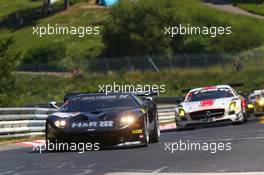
0;104;176;138
0;108;56;138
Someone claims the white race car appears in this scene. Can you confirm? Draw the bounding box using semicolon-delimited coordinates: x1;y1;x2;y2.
175;85;248;128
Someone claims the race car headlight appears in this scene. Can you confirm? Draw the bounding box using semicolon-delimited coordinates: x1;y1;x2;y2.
258;99;264;106
247;104;254;109
120;115;136;125
54;120;66;128
229;101;236;111
179;108;186;118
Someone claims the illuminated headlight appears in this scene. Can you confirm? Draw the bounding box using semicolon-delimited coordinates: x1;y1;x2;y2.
120;115;136;125
247;104;254;109
229;101;236;111
54;120;66;128
179;108;186;118
258;99;264;106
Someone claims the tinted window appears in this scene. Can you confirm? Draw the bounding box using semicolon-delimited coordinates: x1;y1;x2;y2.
186;89;234;102
60;94;139;112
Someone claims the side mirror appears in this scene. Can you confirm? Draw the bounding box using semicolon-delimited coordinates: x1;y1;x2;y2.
49;101;60;111
144;97;153;101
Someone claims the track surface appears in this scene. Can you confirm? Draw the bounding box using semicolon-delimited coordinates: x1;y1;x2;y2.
204;1;264;20
0;118;264;175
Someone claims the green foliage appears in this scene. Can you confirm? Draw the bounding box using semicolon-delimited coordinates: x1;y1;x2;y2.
102;0;264;57
234;1;264;16
5;59;264;107
0;38;19;106
23;42;66;66
102;0;184;56
0;0;106;69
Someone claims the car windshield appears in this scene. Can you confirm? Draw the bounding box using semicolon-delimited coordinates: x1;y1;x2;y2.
60;94;139;112
186;89;234;102
250;95;260;100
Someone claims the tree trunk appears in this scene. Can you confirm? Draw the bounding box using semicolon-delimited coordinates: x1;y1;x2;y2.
64;0;70;10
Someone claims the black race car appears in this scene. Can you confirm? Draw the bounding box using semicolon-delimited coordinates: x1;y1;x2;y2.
46;92;160;150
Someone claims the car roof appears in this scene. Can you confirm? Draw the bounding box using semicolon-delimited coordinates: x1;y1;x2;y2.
72;92;134;98
188;85;232;93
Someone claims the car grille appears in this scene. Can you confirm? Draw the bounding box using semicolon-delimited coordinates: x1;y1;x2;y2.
72;114;116;122
72;115;89;122
189;109;225;120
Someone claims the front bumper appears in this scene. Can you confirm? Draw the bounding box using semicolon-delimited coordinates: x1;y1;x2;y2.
46;122;146;148
254;106;264;115
176;112;244;128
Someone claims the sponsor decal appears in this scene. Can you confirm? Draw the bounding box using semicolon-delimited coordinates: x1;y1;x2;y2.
140;108;146;114
71;121;114;128
200;99;214;107
132;129;143;134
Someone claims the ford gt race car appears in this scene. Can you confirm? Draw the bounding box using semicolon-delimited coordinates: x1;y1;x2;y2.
175;85;248;128
46;92;160;150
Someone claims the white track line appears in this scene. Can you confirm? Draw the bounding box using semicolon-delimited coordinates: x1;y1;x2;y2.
106;172;264;175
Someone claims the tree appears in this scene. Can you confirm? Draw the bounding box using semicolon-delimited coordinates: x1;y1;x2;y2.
64;0;70;10
0;38;19;106
102;0;263;57
102;0;186;57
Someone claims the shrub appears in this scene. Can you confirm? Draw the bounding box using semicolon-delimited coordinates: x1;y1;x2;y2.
0;38;19;106
102;0;263;57
23;42;66;66
102;0;185;57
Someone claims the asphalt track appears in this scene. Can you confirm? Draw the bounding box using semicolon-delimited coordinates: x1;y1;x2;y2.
0;117;264;175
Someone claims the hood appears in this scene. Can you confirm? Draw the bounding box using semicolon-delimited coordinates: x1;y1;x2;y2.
51;108;140;120
182;97;234;113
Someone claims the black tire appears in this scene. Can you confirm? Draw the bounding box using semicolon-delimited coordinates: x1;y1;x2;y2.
149;114;160;143
232;113;246;125
244;114;248;122
255;113;263;117
142;117;149;147
45;122;49;150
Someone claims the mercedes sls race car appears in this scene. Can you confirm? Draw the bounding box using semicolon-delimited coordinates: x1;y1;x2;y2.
175;85;249;128
46;92;160;150
249;89;264;116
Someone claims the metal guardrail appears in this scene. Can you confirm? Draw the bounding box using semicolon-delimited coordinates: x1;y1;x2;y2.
0;108;56;138
0;105;176;138
157;104;176;124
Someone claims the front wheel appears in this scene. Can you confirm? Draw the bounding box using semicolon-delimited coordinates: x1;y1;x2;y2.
149;114;160;143
142;118;149;146
233;113;246;125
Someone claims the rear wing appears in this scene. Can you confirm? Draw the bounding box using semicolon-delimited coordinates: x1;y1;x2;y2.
181;83;244;94
181;88;192;94
64;91;159;102
228;83;244;88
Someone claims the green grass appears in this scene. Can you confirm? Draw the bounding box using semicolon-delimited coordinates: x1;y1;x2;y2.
234;2;264;16
0;0;264;66
0;0;108;63
6;57;264;107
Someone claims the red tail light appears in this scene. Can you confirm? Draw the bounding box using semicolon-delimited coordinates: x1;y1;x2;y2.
242;99;247;109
